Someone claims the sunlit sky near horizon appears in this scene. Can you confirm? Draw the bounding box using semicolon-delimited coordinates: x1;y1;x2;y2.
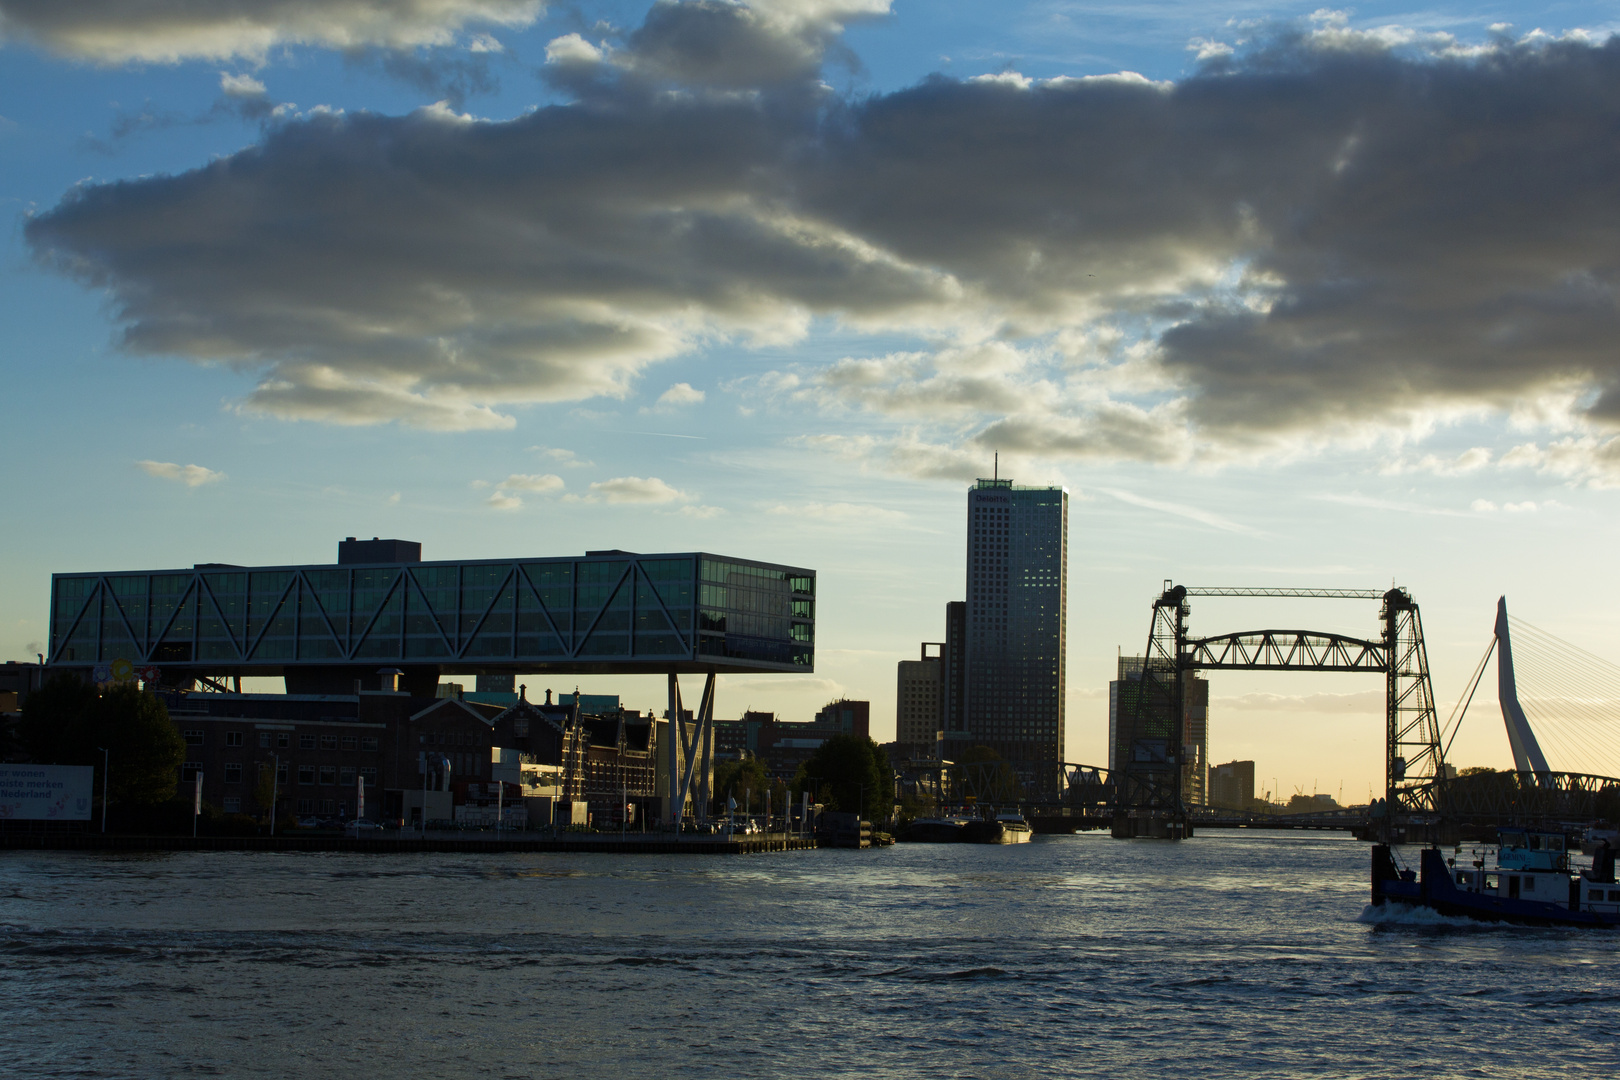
7;0;1620;800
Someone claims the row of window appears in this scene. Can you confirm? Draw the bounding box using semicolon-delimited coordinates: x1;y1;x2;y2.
183;762;377;786
182;729;380;752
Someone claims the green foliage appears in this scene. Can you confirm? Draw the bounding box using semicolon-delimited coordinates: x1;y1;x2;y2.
18;673;97;764
792;733;892;821
1457;766;1499;777
712;756;786;815
18;675;183;808
951;744;1021;803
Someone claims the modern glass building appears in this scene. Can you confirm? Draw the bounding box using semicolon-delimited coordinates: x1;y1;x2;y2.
47;542;814;693
959;478;1067;763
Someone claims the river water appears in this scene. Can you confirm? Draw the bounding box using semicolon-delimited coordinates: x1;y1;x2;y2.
1;831;1616;1079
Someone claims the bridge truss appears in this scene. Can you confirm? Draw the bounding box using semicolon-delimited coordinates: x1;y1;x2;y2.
1116;584;1445;837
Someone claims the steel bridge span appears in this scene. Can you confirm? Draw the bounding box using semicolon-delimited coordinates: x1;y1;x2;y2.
920;757;1620;837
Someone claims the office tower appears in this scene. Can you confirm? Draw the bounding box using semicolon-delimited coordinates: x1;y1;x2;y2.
1182;675;1209;805
961;477;1067;762
895;645;943;753
1208;760;1255;810
942;601;966;750
1110;653;1207;802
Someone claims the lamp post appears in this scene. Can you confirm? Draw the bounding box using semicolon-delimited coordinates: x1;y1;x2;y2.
97;747;108;833
270;754;279;836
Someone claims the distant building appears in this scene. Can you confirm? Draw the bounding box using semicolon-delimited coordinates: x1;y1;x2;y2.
941;601;967;750
711;699;870;779
895;644;943;754
1109;655;1207;804
958;477;1067;763
1208;760;1255;810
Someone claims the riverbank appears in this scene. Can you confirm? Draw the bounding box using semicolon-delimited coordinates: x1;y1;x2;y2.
0;831;818;855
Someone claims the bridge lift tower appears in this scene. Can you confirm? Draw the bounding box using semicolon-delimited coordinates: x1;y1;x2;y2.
1114;584;1445;839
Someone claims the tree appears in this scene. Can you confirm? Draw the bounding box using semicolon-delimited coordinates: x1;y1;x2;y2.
793;734;892;822
952;745;1021;804
17;672;97;764
17;676;183;809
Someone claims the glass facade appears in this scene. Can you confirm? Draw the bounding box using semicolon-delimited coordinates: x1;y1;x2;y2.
961;479;1068;763
49;551;813;676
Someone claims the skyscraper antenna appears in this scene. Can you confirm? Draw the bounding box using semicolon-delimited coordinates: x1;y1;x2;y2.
994;452;998;481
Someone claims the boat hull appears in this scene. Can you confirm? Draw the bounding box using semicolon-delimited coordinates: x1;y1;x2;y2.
961;820;1033;844
900;820;966;843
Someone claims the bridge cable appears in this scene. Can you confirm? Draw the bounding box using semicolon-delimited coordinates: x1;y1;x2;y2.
1441;635;1496;762
1502;614;1620;778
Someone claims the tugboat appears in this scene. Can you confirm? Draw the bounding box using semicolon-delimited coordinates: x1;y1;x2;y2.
960;809;1033;844
1371;829;1620;927
898;815;971;843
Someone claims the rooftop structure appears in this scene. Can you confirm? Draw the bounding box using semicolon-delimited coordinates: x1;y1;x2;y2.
46;541;816;697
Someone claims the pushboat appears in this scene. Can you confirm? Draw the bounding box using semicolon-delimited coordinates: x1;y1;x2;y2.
961;810;1033;844
1371;829;1620;927
900;816;971;843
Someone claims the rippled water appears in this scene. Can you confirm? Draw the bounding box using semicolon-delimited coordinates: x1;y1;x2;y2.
2;831;1617;1078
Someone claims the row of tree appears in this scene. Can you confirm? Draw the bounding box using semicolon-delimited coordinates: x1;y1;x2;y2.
15;674;185;810
711;733;894;822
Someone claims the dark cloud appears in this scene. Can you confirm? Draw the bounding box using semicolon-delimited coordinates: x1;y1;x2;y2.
25;9;1620;451
0;0;542;63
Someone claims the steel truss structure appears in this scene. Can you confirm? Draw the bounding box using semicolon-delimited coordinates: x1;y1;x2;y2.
667;672;716;825
1115;583;1446;833
47;553;814;678
1420;769;1620;824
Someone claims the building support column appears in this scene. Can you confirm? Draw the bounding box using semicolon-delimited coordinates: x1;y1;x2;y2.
666;670;717;825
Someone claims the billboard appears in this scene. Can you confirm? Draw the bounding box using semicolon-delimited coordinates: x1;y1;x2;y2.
0;765;94;820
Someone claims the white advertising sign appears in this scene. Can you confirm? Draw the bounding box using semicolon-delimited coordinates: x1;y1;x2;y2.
0;765;94;820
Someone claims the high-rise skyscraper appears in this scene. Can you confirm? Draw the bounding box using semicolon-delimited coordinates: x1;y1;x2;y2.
959;476;1067;762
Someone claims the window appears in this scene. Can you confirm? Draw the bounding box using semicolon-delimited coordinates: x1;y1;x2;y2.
298;799;313;814
277;762;288;783
1611;890;1620;902
223;797;241;813
259;732;271;748
277;733;290;748
341;735;357;751
299;735;316;750
225;732;243;748
340;766;356;786
1591;889;1603;901
1523;877;1536;893
361;736;379;752
321;799;335;814
513;719;529;737
319;765;337;785
181;762;202;781
360;766;377;785
224;763;242;783
1456;872;1468;884
183;730;204;746
298;766;315;785
320;734;338;750
338;800;348;817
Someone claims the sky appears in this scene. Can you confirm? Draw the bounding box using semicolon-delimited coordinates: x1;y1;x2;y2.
6;0;1620;801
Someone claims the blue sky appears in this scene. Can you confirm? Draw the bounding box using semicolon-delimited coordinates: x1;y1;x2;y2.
6;1;1620;797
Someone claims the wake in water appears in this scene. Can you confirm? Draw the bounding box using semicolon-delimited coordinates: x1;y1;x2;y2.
1355;903;1525;930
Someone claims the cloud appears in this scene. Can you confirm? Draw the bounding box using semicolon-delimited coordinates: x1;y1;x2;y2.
679;504;725;518
767;500;906;523
1097;486;1260;536
575;476;689;503
1381;447;1493;477
529;445;592;467
387;491;401;504
1215;690;1385;714
28;14;1620;464
655;381;706;408
486;491;522;509
498;472;564;492
0;1;543;64
136;459;224;486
